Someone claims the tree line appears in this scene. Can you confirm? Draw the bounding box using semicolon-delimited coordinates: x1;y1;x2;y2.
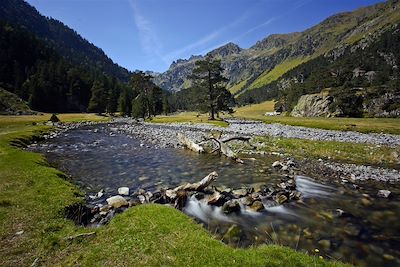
0;21;233;119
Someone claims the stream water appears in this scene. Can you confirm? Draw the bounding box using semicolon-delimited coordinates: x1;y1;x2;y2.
30;124;400;267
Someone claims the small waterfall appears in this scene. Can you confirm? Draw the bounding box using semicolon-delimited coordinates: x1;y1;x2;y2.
183;196;234;223
295;175;336;198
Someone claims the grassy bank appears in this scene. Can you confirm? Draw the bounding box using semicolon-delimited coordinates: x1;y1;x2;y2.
250;136;400;168
234;102;400;135
0;114;346;266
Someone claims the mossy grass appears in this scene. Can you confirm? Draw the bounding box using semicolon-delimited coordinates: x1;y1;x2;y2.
0;114;347;266
148;112;229;127
260;116;400;135
251;136;400;168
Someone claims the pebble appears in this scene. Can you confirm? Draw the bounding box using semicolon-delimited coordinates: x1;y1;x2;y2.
377;189;391;198
118;187;130;196
361;198;372;206
272;161;282;168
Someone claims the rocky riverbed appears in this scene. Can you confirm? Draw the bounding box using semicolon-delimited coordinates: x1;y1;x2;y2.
107;118;400;183
29;119;400;267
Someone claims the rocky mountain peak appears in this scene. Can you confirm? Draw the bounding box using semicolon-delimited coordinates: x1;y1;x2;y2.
206;42;242;58
250;32;300;51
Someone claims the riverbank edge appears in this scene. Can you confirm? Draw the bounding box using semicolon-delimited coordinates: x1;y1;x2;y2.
0;120;347;266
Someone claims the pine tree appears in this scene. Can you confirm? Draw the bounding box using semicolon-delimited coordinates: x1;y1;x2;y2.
128;71;163;118
88;80;106;114
131;94;146;119
190;56;232;120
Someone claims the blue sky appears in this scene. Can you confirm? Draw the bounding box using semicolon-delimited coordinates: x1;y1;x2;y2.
26;0;384;73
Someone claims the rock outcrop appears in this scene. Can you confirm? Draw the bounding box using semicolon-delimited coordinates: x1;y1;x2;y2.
291;93;336;117
0;88;35;115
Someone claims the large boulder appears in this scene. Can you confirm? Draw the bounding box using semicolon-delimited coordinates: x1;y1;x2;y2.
291;93;336;117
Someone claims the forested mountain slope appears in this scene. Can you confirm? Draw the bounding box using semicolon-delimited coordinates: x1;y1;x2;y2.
0;0;130;113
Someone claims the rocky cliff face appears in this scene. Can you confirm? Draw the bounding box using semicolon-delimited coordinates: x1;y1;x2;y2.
291;93;336;117
364;93;400;117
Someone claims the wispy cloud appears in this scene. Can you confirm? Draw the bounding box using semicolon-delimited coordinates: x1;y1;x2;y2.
233;0;311;42
233;17;277;42
163;11;250;63
128;0;169;67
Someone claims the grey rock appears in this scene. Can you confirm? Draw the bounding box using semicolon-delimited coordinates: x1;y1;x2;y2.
250;200;264;212
106;195;128;208
222;200;241;214
232;188;248;198
118;187;129;196
377;189;391;198
272;161;283;168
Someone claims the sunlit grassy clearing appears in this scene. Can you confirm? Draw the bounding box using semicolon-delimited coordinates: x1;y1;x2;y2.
234;101;276;119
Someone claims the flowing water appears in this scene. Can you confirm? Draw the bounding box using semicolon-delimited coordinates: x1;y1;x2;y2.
30;124;400;267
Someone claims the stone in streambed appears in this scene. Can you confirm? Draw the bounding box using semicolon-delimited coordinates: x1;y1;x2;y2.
276;194;288;204
207;192;224;206
165;189;177;200
222;200;241;214
106;195;128;208
272;161;283;168
318;239;331;250
377;190;391;198
343;223;360;237
250;200;264;212
383;254;395;261
232;188;248;198
223;225;242;242
361;198;372;206
137;195;146;204
118;187;129;196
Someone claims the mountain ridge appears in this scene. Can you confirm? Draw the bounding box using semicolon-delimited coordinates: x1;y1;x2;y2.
0;0;131;82
153;0;400;94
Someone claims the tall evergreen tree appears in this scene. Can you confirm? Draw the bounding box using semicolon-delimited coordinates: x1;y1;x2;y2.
190;56;232;120
129;71;163;118
88;80;106;114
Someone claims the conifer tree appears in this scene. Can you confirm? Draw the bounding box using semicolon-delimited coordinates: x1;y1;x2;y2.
88;80;106;114
190;56;232;119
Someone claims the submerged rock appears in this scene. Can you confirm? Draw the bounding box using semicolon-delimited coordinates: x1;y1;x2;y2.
377;189;391;198
223;224;242;242
106;195;128;208
318;239;331;250
276;194;288;204
250;200;264;212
